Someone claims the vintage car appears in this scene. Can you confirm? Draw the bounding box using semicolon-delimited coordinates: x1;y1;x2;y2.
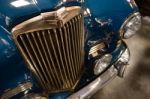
0;0;141;99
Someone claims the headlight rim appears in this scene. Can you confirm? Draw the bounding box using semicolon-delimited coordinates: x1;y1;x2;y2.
94;54;112;75
119;12;141;39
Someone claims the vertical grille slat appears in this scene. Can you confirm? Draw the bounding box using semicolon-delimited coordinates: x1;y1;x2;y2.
37;32;55;86
75;17;81;71
68;21;78;80
30;33;51;84
48;29;66;89
65;23;77;82
19;35;46;88
63;26;74;85
25;34;47;87
59;28;73;87
13;14;84;93
53;29;69;88
79;15;84;71
77;15;82;72
72;18;80;74
42;30;61;89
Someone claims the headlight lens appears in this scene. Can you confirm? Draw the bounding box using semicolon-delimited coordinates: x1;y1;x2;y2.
120;12;141;39
94;54;112;75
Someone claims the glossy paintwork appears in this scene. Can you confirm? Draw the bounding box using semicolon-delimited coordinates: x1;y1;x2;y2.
84;0;138;53
0;0;62;29
0;26;32;92
0;0;138;98
85;0;138;31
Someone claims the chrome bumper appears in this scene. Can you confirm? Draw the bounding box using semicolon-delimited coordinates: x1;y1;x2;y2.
67;66;118;99
68;46;130;99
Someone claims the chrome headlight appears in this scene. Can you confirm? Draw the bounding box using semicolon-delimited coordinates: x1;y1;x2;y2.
94;54;112;75
120;12;141;39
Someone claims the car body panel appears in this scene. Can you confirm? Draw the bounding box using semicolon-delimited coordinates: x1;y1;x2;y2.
85;0;138;31
0;26;31;92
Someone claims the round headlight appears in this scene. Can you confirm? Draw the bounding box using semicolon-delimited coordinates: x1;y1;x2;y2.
94;54;112;75
120;12;141;39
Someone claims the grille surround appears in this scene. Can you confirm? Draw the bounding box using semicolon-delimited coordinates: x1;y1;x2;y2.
12;6;84;93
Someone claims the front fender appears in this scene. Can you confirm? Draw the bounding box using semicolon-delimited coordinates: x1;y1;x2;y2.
0;26;32;92
84;0;138;32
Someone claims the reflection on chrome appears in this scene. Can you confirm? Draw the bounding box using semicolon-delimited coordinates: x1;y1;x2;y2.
1;82;33;99
94;54;112;75
67;66;118;99
126;0;137;8
81;78;101;98
90;78;101;90
120;12;141;39
83;8;91;17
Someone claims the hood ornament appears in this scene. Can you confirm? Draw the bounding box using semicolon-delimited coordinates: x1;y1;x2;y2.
41;7;69;27
12;6;81;37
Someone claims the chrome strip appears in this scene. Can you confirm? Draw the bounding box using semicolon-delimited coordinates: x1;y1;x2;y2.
119;12;141;37
67;66;118;99
89;43;105;58
11;6;84;93
47;29;64;88
63;26;74;86
12;6;81;38
54;28;69;88
66;23;76;82
68;41;130;99
42;30;60;88
1;82;32;99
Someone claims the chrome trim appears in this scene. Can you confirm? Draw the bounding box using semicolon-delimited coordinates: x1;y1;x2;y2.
21;93;47;99
67;66;118;99
68;41;130;99
89;43;105;58
94;54;112;75
12;6;81;38
1;82;32;99
11;6;84;93
119;12;141;38
115;47;130;77
127;0;138;8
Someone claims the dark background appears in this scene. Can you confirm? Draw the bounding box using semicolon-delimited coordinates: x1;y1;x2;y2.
135;0;150;16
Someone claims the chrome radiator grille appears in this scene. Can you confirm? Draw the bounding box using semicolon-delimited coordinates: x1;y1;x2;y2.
12;7;84;92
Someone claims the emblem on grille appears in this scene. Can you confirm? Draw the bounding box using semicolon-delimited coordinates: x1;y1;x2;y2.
12;6;84;93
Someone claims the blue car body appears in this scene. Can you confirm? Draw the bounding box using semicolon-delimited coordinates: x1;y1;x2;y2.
0;0;139;98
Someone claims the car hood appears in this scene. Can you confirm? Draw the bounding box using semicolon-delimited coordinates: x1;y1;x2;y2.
0;0;137;32
0;0;63;30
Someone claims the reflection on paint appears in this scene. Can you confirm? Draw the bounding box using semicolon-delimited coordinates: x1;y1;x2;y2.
10;0;31;7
